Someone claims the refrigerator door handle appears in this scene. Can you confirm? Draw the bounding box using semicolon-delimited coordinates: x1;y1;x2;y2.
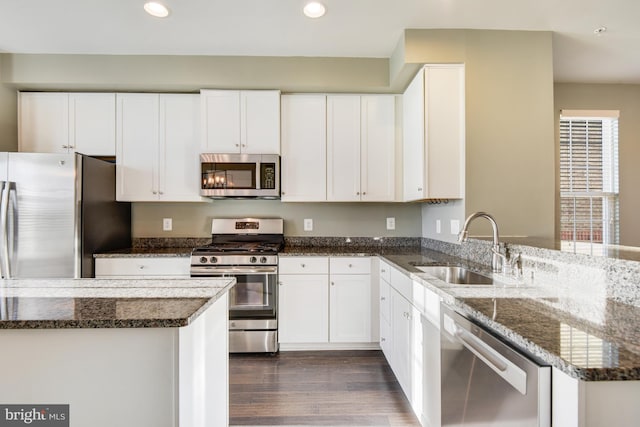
0;180;10;278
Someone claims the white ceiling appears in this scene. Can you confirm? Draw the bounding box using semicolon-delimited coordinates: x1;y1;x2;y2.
1;0;639;84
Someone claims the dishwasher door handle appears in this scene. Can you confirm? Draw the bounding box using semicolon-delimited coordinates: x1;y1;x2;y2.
455;328;508;372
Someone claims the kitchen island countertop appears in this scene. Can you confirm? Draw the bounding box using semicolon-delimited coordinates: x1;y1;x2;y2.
0;277;235;329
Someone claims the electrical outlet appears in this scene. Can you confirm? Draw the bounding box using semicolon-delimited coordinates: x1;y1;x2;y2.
304;218;313;231
163;218;172;231
386;217;396;230
450;219;460;235
436;219;442;234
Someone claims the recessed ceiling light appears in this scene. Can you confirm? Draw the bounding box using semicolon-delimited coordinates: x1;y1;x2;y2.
303;2;326;19
144;2;170;18
593;26;607;35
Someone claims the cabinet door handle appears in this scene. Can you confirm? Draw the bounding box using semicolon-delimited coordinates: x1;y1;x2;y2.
281;191;286;195
356;192;360;195
418;187;423;192
348;264;353;268
61;145;68;149
278;282;283;286
242;144;246;147
152;191;158;195
381;337;386;342
331;282;335;286
235;143;240;147
381;296;386;301
381;269;386;273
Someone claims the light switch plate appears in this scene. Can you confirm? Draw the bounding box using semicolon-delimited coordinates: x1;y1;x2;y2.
163;218;172;231
304;218;313;231
436;219;442;234
386;217;396;230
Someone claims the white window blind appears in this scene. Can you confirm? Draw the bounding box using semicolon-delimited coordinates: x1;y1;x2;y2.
559;111;619;254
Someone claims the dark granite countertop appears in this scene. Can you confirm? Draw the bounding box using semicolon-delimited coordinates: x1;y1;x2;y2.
97;241;640;381
94;247;193;258
0;278;234;329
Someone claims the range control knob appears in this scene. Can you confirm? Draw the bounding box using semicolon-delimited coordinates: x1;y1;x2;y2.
210;256;218;264
199;257;208;264
260;256;268;264
250;256;258;264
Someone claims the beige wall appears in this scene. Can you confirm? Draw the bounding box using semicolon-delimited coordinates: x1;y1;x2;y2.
554;83;640;247
133;201;422;238
0;55;18;151
403;30;556;240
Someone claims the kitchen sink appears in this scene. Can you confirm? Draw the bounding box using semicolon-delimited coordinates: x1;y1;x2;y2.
415;265;494;285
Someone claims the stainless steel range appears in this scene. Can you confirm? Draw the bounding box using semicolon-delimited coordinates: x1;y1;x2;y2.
190;218;284;353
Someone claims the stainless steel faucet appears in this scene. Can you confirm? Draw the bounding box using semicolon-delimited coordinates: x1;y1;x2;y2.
458;212;507;273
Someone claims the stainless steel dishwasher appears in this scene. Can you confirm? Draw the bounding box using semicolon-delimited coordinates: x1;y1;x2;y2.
440;303;550;427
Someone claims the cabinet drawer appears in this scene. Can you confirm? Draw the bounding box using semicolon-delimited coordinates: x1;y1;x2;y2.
330;257;371;274
278;256;329;274
390;267;412;302
95;257;190;277
379;259;391;283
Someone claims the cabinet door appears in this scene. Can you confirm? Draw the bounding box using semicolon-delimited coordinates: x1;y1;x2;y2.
380;306;392;361
329;274;371;342
241;91;280;154
424;65;465;199
391;288;412;396
200;90;241;153
19;92;69;153
116;93;159;201
70;93;116;156
402;68;426;201
158;94;202;201
280;95;327;201
361;95;395;202
327;95;361;201
278;274;329;344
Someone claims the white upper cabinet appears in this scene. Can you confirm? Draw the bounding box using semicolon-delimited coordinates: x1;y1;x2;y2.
280;94;327;202
361;95;396;202
200;90;280;154
326;94;396;202
19;92;116;156
403;64;465;201
69;93;116;156
116;93;202;202
327;95;361;201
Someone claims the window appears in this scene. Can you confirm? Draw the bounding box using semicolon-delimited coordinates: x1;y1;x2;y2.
559;110;619;255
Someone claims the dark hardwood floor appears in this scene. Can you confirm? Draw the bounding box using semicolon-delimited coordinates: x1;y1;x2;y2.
229;350;421;426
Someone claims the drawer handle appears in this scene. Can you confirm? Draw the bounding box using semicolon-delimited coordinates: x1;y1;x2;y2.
138;265;145;269
348;264;353;268
301;263;306;268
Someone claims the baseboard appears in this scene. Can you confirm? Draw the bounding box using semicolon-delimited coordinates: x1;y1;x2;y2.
279;342;381;351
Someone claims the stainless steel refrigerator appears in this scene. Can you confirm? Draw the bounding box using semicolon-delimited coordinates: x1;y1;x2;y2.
0;152;131;278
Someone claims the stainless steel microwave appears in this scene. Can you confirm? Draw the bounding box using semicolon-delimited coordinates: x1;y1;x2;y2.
200;153;280;199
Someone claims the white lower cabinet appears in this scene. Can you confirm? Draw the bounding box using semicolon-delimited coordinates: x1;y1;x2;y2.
278;256;376;350
94;256;190;278
379;258;441;427
552;367;640;427
278;274;329;344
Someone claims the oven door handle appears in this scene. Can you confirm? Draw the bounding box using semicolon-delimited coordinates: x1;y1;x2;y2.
190;266;278;276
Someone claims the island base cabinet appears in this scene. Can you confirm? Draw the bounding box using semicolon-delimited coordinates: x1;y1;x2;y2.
552;367;640;427
0;294;229;427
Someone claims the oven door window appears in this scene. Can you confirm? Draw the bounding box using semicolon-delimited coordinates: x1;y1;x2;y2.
229;273;276;319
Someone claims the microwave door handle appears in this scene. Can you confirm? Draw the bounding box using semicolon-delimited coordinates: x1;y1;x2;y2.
255;162;261;190
6;183;17;279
